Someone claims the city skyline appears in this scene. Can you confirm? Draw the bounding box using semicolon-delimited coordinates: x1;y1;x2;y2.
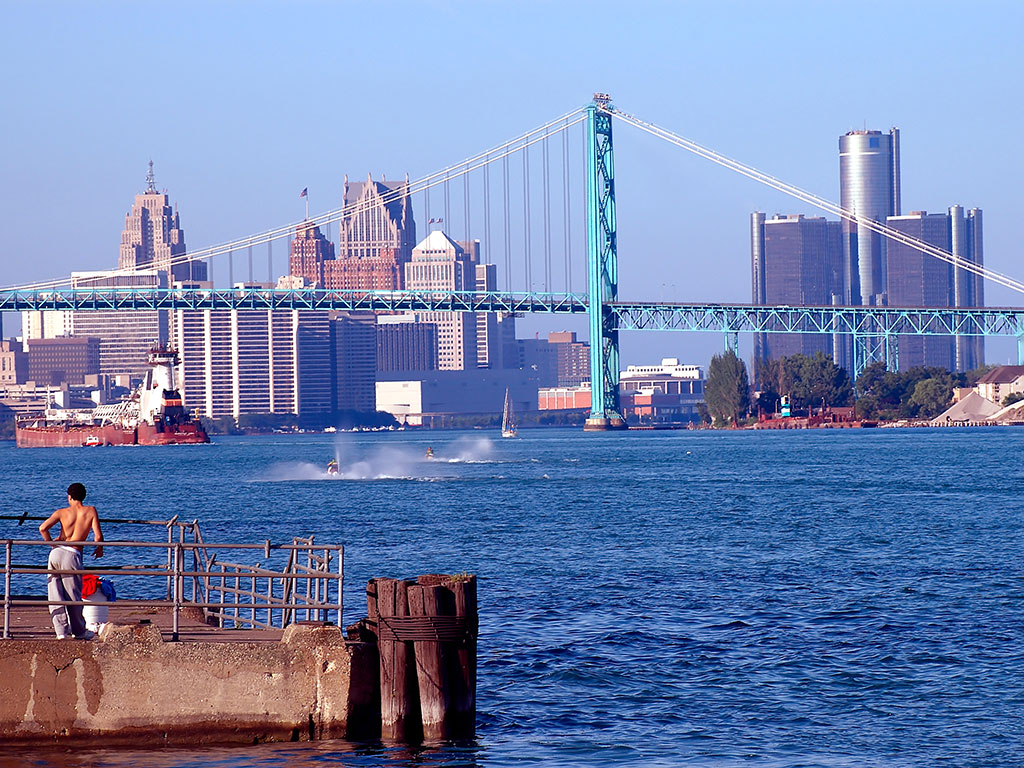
2;2;1023;366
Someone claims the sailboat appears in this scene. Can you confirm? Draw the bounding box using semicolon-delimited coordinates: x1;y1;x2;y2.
501;388;518;438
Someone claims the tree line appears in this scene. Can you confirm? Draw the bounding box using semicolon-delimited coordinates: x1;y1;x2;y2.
703;350;994;427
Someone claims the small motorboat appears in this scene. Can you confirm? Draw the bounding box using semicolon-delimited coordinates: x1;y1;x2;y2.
424;446;434;459
326;459;339;475
83;436;102;447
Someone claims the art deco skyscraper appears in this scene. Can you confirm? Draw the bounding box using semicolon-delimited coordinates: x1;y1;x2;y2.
288;222;336;286
338;174;417;261
288;174;417;290
119;161;206;283
839;128;901;305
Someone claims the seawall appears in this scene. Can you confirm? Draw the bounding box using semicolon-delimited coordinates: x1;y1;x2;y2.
0;621;379;745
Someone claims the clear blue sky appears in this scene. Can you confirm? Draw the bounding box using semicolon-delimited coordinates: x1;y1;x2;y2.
2;0;1022;366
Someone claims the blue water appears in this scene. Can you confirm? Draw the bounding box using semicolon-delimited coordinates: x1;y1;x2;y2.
2;428;1022;767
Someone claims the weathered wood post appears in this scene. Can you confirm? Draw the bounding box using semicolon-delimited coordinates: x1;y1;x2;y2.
408;574;477;742
407;579;450;741
446;574;477;738
369;577;420;742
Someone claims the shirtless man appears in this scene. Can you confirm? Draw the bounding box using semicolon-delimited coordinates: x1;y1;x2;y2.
39;482;104;639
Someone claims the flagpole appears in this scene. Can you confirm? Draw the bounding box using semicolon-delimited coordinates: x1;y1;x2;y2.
305;192;309;221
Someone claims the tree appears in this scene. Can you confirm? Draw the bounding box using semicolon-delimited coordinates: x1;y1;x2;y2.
705;350;750;426
1003;392;1024;407
909;378;953;418
790;352;852;410
855;393;880;419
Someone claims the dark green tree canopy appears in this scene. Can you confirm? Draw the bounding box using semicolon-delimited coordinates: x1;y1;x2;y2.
705;350;750;425
756;352;852;412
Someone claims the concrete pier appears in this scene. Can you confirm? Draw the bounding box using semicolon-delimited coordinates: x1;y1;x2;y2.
0;605;379;745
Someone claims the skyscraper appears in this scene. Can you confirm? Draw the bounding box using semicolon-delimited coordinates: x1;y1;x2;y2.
839;128;900;306
331;312;377;413
288;222;335;286
475;263;500;369
286;174;416;291
404;231;478;370
119;161;206;283
885;207;984;372
953;205;985;371
338;174;417;260
750;213;843;363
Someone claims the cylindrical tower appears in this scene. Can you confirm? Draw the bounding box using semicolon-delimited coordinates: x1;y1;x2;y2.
839;128;900;305
750;211;767;367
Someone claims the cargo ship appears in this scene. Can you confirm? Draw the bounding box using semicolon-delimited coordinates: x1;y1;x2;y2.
15;347;209;448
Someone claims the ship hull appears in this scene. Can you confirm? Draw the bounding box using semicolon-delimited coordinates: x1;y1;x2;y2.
16;421;209;448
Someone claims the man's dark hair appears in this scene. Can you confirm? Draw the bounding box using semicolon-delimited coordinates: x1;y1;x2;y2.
67;483;87;502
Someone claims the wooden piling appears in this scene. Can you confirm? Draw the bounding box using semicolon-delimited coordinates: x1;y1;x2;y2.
409;574;477;741
369;577;420;742
407;581;450;741
446;575;477;739
367;573;478;743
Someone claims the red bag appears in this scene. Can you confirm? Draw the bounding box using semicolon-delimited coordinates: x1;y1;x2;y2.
81;574;99;598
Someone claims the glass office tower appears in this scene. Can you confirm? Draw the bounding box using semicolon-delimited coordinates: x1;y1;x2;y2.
839;128;901;306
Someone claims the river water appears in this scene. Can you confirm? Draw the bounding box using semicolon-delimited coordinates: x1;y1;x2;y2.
2;428;1022;767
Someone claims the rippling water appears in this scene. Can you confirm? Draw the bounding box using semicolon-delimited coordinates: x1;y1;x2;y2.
2;428;1022;767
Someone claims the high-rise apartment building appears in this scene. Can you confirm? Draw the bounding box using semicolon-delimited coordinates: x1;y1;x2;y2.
885;207;984;372
376;314;439;372
548;331;591;387
171;285;332;419
475;263;500;369
404;231;478;370
21;310;74;341
839;128;901;306
71;270;168;378
119;161;206;283
750;213;843;363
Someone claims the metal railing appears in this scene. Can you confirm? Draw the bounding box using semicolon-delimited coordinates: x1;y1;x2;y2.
0;516;343;641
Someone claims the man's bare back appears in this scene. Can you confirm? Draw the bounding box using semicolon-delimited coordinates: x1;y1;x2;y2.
39;485;104;557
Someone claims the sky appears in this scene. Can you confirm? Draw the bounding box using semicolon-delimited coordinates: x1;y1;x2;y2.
2;0;1023;367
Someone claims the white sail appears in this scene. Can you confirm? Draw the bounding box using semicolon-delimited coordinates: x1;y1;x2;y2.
501;388;517;438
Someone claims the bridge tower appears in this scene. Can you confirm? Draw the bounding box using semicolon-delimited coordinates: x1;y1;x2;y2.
583;94;627;431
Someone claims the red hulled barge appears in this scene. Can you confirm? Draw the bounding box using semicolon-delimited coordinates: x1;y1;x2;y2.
15;347;209;447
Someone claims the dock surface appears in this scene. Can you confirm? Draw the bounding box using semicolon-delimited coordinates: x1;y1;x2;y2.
4;602;285;643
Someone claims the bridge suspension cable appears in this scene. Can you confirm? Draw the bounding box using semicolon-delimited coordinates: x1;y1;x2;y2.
606;105;1024;297
4;108;587;293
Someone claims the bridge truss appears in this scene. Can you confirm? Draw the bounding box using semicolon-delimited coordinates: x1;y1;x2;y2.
3;285;1021;353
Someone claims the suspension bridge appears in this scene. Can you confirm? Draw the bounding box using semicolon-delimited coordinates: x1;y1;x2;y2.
3;94;1024;430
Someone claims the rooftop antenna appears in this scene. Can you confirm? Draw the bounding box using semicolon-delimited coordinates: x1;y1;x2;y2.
146;159;157;193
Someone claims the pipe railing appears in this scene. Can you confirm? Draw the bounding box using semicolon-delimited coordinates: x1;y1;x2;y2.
0;536;343;641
